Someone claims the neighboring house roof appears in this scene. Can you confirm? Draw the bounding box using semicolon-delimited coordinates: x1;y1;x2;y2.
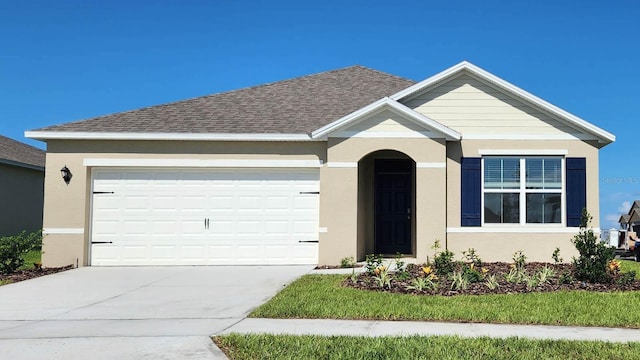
27;66;415;137
628;200;640;215
619;214;631;224
25;61;615;145
0;135;45;170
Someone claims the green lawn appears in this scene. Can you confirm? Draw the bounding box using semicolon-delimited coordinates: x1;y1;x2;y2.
213;334;640;360
18;248;42;270
621;259;640;275
251;274;640;328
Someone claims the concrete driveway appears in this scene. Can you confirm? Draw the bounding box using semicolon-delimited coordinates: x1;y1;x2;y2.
0;265;312;359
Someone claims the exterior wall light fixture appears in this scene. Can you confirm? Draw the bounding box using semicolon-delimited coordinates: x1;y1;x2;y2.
60;165;72;184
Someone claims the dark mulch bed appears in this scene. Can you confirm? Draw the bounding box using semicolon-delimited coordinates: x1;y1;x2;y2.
345;262;640;296
0;265;74;285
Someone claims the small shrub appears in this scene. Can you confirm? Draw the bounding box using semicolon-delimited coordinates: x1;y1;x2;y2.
462;248;482;266
434;249;455;276
0;230;42;274
616;271;636;287
552;247;563;264
512;250;527;272
484;274;499;290
462;264;483;283
365;254;383;275
340;256;356;268
559;270;574;284
571;209;615;283
393;253;411;280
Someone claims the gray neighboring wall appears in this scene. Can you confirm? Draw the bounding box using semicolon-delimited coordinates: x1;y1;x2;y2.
0;136;45;237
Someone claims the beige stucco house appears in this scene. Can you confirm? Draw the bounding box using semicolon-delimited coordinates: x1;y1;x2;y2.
0;135;45;237
26;62;614;267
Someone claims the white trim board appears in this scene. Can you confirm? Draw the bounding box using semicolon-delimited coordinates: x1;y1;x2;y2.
330;130;435;138
416;162;446;168
447;227;596;234
311;97;461;141
479;149;569;156
83;158;323;168
25;131;318;142
326;162;358;168
43;228;84;235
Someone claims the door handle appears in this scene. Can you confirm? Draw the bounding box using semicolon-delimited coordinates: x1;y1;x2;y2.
407;208;411;220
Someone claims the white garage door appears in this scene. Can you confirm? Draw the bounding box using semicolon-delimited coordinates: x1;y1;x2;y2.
90;168;319;266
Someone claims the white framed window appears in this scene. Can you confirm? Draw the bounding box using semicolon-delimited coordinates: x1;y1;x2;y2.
482;156;564;225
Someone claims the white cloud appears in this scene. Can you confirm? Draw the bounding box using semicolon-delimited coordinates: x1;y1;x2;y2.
618;201;632;213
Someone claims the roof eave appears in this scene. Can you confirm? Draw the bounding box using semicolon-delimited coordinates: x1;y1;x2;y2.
25;131;319;142
0;158;45;171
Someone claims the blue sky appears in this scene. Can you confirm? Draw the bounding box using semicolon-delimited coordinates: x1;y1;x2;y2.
1;0;638;229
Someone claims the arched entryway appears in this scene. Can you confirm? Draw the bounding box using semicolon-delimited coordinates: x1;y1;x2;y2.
357;150;416;259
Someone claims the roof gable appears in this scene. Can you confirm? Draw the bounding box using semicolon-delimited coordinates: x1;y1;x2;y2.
311;97;461;140
392;61;615;145
0;135;45;170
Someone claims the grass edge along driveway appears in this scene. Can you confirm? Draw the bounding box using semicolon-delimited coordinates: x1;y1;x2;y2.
213;334;640;360
250;272;640;328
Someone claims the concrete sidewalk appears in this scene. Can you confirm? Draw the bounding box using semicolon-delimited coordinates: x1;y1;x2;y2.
218;318;640;343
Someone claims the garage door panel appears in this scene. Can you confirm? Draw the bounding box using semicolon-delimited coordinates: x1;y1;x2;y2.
91;168;319;266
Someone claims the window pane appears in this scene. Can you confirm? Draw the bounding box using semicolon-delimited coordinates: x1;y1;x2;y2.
485;193;520;223
526;193;561;223
484;158;520;189
526;158;561;189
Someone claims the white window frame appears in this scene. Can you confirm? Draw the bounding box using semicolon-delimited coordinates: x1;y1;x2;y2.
481;156;565;226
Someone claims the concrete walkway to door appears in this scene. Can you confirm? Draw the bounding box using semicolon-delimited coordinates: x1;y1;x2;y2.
0;265;313;359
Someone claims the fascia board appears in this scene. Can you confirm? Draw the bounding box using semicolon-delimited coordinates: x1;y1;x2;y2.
311;97;461;141
25;131;317;142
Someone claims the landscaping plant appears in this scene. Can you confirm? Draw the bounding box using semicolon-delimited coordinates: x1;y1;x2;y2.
571;209;615;283
0;230;42;274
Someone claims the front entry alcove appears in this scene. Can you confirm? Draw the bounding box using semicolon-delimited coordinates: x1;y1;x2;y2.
357;150;416;259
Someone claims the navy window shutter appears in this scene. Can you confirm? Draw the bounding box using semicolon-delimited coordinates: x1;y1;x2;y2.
461;157;481;226
565;158;586;227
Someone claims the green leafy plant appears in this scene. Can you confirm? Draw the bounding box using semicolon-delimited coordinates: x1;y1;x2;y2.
0;230;42;274
505;268;524;284
349;268;359;283
372;264;392;289
522;274;540;291
340;256;356;268
484;274;499;290
512;250;527;272
616;271;636;287
572;209;615;283
462;264;484;283
434;249;455;276
559;270;574;284
405;277;438;292
393;253;411;281
462;248;482;267
536;266;556;284
450;271;469;290
364;254;383;275
552;247;563;264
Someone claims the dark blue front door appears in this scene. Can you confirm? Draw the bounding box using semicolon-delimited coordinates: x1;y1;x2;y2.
374;159;412;254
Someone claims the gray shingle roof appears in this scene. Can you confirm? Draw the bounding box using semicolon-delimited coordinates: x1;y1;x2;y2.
34;66;416;134
0;135;45;169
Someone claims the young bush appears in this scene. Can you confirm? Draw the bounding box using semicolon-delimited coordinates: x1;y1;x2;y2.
0;230;42;274
434;249;455;276
571;209;615;283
